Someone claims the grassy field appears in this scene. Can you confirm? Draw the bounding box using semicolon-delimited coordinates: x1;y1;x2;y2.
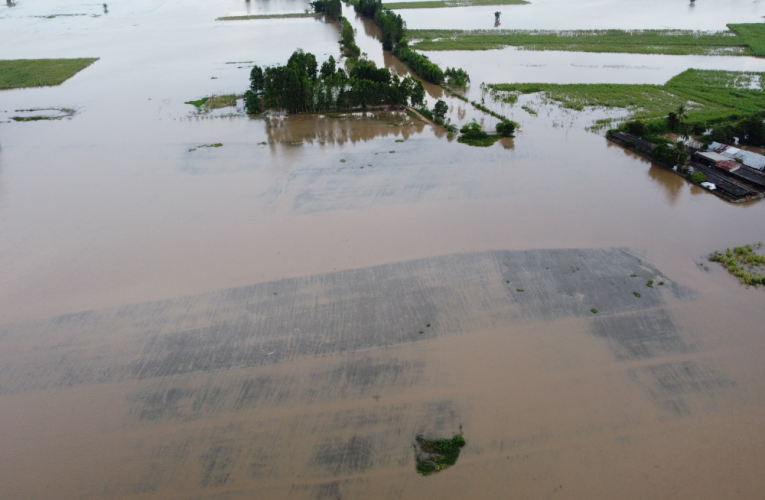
186;95;238;113
0;58;98;90
728;24;765;56
385;0;527;9
409;28;750;55
217;13;320;21
489;69;765;124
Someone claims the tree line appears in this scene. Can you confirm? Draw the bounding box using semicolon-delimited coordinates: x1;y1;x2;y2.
244;50;426;114
347;0;460;86
311;0;342;20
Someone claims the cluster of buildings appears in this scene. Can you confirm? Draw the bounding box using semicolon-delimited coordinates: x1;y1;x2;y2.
608;131;765;202
692;144;765;202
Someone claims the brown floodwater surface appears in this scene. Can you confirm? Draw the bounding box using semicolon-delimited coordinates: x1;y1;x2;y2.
1;1;765;499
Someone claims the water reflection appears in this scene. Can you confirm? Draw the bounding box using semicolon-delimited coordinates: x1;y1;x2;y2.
263;111;427;146
647;163;684;205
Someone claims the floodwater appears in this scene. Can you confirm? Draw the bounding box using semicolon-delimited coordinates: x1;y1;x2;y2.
401;0;765;30
1;1;765;500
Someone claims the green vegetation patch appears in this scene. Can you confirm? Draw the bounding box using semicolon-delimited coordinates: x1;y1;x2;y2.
386;0;527;9
409;29;748;56
205;94;238;110
217;13;320;20
0;58;98;90
186;95;238;113
458;134;500;147
458;120;501;147
728;23;765;56
185;97;209;108
709;243;765;287
489;69;765;125
414;435;466;475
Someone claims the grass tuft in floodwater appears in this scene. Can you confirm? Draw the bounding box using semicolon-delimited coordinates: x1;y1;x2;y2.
185;97;209;108
633;292;641;298
414;435;466;476
709;243;765;287
0;58;99;90
190;143;223;151
591;308;598;314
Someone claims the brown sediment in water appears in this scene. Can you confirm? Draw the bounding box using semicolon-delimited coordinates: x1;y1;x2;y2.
1;1;765;499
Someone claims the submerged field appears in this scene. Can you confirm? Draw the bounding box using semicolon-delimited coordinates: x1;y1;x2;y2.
410;25;765;55
385;0;527;9
217;13;321;20
0;58;99;89
489;69;765;123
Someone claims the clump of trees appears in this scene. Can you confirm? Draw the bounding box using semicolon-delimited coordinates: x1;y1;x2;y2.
650;140;688;170
311;0;342;20
444;67;470;88
458;120;497;147
354;0;382;18
496;120;515;137
698;115;765;147
374;7;405;50
244;50;426;114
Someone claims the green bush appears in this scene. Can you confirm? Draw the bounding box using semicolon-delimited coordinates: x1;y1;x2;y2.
496;120;515;137
691;171;707;183
624;120;646;137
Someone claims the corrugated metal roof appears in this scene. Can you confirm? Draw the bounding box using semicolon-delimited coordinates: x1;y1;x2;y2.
710;142;765;171
697;151;731;163
716;160;741;172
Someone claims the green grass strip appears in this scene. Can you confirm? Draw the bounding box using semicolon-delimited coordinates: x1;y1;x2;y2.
489;69;765;124
728;23;765;56
217;13;320;21
385;0;527;9
409;28;749;55
0;58;99;90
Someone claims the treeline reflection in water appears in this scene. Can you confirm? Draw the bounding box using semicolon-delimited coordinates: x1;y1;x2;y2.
261;110;514;148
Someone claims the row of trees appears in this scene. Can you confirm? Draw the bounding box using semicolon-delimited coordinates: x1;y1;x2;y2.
392;41;444;84
373;7;405;50
244;50;426;114
349;0;454;85
340;17;361;58
311;0;342;20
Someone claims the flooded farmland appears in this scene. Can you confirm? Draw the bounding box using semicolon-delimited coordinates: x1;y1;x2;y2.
1;0;765;499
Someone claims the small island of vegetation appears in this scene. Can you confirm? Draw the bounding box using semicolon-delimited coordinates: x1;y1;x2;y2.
709;243;765;287
414;434;466;476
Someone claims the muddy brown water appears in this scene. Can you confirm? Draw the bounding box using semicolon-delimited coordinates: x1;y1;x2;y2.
1;1;765;499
